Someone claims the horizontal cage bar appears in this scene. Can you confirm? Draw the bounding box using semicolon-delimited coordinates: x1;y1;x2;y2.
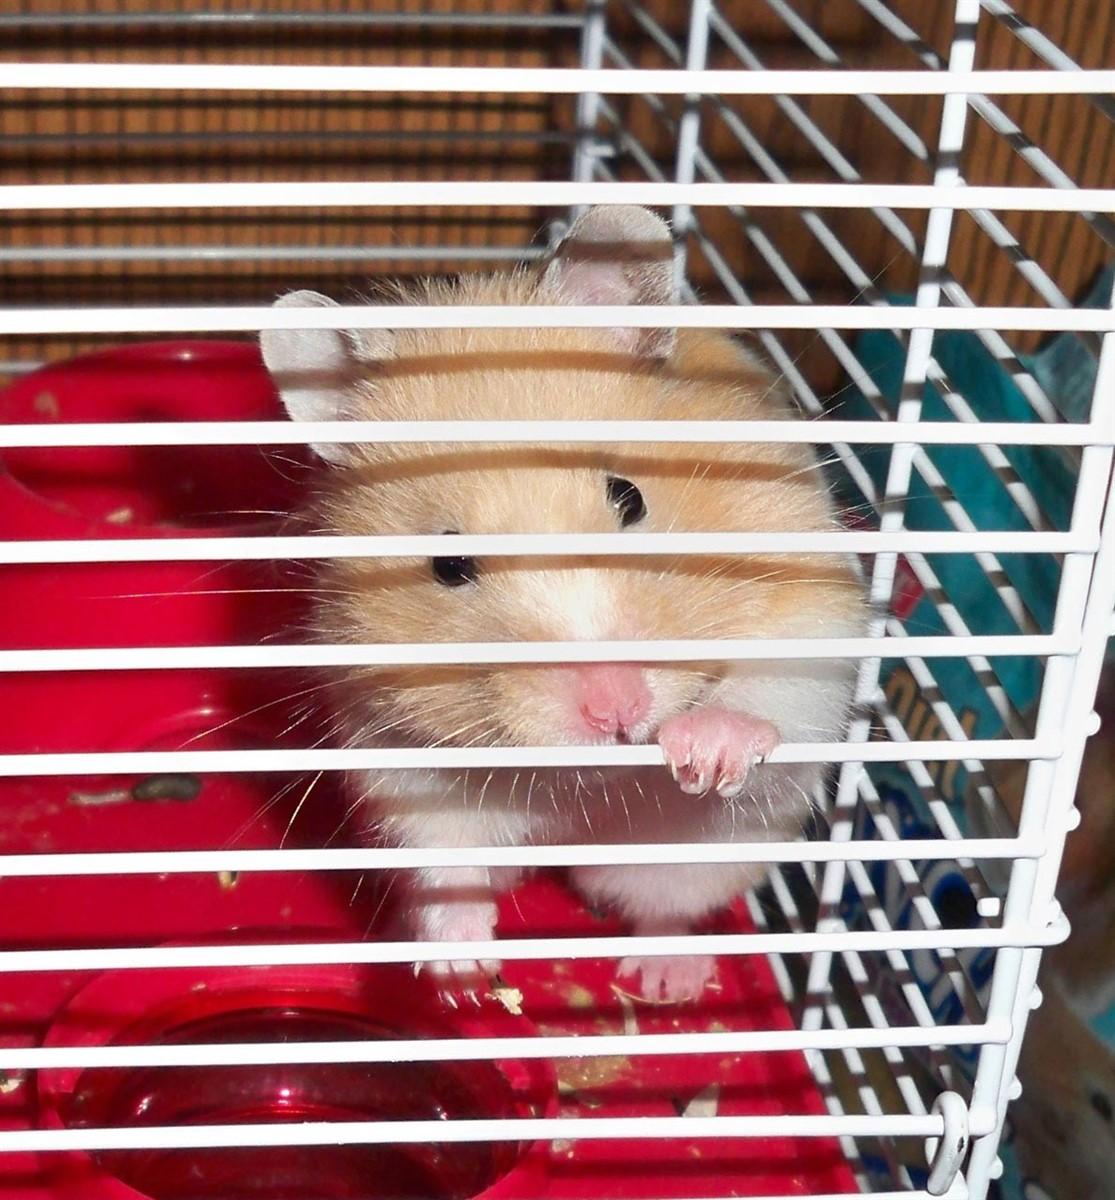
0;737;1057;779
0;12;586;29
0;243;549;265
0;836;1044;878
3;303;1112;337
0;530;1094;566
0;418;1106;450
3;180;1113;213
0;634;1074;675
0;1021;1010;1072
0;924;1068;975
2;63;1113;95
0;1109;971;1154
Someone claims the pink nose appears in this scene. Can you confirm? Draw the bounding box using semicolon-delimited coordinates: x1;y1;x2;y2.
574;664;651;738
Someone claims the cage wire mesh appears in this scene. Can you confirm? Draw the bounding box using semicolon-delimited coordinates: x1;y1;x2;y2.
1;2;1114;1200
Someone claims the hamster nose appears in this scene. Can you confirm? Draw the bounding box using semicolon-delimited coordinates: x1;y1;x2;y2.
575;664;651;738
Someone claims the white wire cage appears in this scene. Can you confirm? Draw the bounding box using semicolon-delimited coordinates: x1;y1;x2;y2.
1;3;1114;1200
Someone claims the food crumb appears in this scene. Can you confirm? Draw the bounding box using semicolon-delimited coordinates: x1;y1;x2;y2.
557;1055;630;1091
564;984;595;1009
33;391;60;418
680;1082;721;1118
489;983;524;1016
0;1072;23;1095
67;787;130;807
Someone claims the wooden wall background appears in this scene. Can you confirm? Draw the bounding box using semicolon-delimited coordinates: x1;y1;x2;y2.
2;0;1112;392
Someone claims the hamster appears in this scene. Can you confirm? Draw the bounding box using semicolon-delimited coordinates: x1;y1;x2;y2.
260;205;866;1002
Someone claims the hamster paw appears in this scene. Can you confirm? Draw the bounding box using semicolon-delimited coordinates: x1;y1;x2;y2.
422;957;502;1007
618;954;717;1003
658;708;780;799
416;900;501;1006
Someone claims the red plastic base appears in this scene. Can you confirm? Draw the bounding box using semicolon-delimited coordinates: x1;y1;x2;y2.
0;344;858;1199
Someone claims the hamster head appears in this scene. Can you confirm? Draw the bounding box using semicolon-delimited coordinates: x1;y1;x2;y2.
261;206;863;754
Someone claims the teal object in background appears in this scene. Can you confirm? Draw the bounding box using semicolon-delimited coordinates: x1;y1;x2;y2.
840;264;1113;765
1026;267;1113;425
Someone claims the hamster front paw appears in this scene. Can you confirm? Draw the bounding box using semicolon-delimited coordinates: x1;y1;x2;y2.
618;953;718;1003
423;957;502;1006
416;899;501;1005
658;707;780;798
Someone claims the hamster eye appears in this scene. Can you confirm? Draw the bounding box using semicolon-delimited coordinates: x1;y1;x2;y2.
431;531;478;588
606;476;646;527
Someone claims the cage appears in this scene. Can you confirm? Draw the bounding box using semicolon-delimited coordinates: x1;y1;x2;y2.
1;3;1114;1200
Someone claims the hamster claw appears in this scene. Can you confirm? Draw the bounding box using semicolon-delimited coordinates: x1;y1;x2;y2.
618;954;718;1003
658;708;781;801
413;898;500;1009
420;955;503;1010
685;770;708;795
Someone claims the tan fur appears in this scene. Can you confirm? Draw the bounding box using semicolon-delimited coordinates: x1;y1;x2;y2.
271;237;868;994
307;270;863;759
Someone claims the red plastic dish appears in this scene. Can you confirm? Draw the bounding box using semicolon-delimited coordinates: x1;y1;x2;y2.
38;956;556;1200
0;340;310;763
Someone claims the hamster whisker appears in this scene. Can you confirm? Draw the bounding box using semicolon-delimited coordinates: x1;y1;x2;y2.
350;697;473;746
280;771;325;849
525;770;538;825
776;454;845;484
619;779;635;834
105;586;324;600
654;462;716;586
474;769;496;814
362;872;398;938
574;777;593;833
221;775;306;849
323;792;375;848
214;508;296;518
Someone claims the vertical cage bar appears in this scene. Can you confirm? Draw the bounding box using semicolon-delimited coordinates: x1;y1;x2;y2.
801;0;983;1036
671;0;713;284
964;274;1115;1199
571;0;608;220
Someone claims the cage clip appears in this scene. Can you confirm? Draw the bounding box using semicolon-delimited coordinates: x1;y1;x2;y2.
924;1090;970;1195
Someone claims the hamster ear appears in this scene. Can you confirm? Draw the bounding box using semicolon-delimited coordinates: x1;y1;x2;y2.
541;205;677;357
260;289;393;464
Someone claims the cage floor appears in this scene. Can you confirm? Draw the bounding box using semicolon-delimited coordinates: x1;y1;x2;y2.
0;771;856;1200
